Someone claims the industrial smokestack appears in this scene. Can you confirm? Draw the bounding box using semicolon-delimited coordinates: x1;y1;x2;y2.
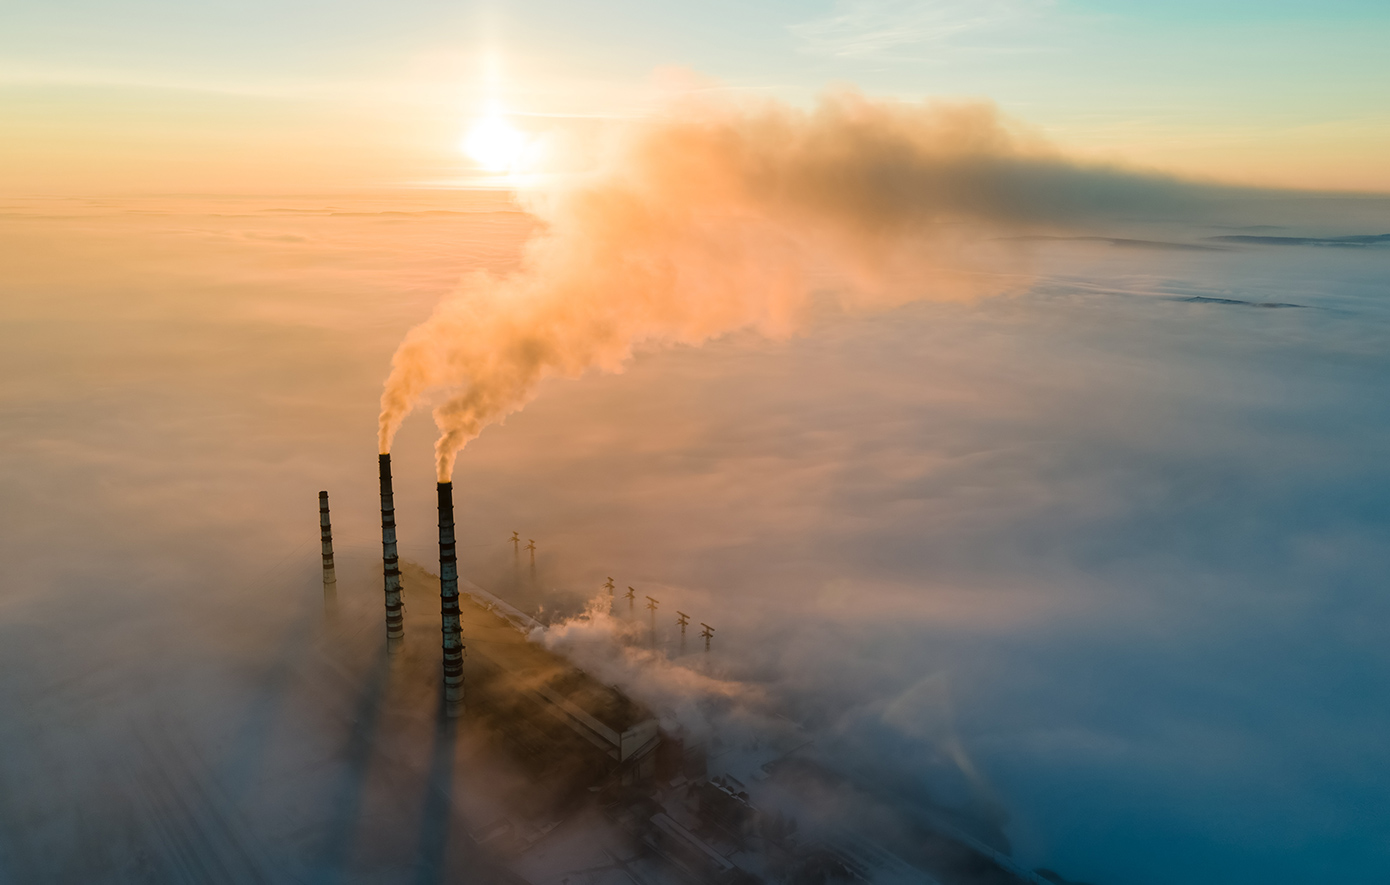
319;491;336;589
437;482;464;715
379;455;404;651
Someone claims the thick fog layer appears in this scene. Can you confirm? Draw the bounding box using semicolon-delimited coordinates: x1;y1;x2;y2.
1;192;1388;883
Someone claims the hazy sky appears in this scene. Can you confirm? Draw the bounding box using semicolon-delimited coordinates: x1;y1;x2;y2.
3;0;1389;191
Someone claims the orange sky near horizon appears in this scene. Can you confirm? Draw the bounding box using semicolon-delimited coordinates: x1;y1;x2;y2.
3;76;1388;197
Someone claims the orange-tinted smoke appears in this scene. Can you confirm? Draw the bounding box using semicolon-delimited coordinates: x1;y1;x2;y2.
378;90;1218;479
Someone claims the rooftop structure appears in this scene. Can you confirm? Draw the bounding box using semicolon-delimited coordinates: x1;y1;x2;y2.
400;562;661;777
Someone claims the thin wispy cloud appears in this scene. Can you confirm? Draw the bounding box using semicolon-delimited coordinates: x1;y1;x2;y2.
791;0;1051;60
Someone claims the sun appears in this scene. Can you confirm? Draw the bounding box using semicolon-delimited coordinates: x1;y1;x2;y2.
461;115;526;173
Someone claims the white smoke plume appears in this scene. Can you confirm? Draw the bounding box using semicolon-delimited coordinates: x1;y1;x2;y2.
378;89;1223;479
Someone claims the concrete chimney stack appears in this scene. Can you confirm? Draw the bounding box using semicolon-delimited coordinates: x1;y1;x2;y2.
437;482;465;715
319;491;337;588
378;455;404;650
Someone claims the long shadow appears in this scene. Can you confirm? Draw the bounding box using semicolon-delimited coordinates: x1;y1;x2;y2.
412;692;461;885
220;553;320;800
314;644;394;883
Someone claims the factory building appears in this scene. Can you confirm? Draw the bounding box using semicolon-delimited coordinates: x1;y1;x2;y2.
313;486;1079;885
399;562;663;791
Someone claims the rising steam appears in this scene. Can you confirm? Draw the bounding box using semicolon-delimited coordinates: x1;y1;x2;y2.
379;89;1225;479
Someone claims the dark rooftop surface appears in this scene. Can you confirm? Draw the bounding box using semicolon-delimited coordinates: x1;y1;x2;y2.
400;561;653;737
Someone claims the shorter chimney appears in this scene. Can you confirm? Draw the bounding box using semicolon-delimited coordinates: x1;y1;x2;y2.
319;491;337;588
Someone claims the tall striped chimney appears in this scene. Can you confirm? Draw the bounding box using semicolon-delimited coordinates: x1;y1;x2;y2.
379;455;404;650
319;491;337;588
437;482;465;714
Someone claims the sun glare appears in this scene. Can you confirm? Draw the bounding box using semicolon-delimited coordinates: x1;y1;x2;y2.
462;115;527;173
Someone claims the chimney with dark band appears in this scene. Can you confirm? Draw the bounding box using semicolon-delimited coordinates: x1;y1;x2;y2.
379;455;404;650
319;491;337;588
437;482;464;714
